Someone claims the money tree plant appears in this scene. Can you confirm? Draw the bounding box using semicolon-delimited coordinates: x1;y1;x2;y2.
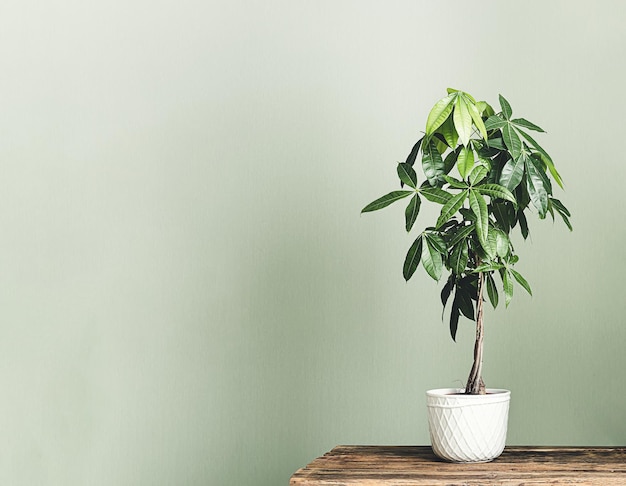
362;89;571;395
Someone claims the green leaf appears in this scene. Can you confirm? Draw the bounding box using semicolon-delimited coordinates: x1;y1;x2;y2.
425;232;447;254
492;203;513;233
436;190;467;229
476;183;517;205
469;189;489;254
485;272;499;309
511;118;545;132
494;228;509;257
362;190;413;213
405;138;423;167
450;241;469;275
476;101;494;117
526;161;548;218
425;94;456;135
403;235;423;281
499;94;513;119
550;198;573;231
442;175;467;189
419;184;453;205
438;116;458;148
443;149;459;175
449;294;461;342
468;165;488;186
466;97;488;140
457;146;475;179
422;236;443;281
502;122;522;157
441;275;455;319
510;268;532;296
397;162;418;189
474;262;504;273
517;129;563;189
486;137;507;151
456;286;475;320
517;210;529;239
453;96;473;146
502;269;513;307
405;193;421;232
484;115;506;131
448;223;474;247
498;153;525;192
422;141;444;187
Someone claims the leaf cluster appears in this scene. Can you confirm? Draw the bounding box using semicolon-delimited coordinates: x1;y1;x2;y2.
362;89;572;340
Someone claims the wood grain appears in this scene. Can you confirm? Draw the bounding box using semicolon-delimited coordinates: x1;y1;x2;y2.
290;445;626;485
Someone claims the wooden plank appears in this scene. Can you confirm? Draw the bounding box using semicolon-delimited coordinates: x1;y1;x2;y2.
290;446;626;485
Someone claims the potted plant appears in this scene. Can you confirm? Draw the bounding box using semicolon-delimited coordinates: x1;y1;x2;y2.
362;89;571;462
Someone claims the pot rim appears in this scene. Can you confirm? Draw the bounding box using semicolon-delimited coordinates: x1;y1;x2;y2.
426;388;511;398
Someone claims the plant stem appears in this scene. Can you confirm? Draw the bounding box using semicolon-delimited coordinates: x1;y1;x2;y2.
465;268;486;395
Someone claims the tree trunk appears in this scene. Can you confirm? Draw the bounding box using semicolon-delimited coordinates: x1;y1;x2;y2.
465;269;486;395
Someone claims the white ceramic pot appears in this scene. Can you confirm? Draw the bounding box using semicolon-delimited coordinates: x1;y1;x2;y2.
426;388;511;463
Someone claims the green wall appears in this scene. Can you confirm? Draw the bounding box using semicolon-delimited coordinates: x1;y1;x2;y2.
1;1;625;484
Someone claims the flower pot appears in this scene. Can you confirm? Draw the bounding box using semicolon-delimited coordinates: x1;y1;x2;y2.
426;388;511;463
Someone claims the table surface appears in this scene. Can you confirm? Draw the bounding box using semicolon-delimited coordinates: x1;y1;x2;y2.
290;445;626;485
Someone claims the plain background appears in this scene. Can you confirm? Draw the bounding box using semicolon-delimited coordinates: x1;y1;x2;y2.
1;1;625;484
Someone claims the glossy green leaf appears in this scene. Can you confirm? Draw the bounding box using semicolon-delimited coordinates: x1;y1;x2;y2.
456;286;475;320
494;228;509;257
511;118;545;132
425;232;447;254
460;91;476;103
466;97;488;140
469;189;489;254
468;165;488;186
405;138;423;167
517;129;563;189
499;153;525;191
439;116;458;148
550;198;573;231
422;236;443;281
419;184;453;205
441;275;455;313
510;268;532;296
485;272;499;309
362;190;413;212
529;154;553;194
502;122;522;157
403;235;423;281
517;210;529;239
499;94;513;119
474;262;504;273
425;94;455;135
486;137;506;151
476;183;517;205
491;203;513;233
448;223;474;247
502;269;513;307
449;294;461;341
397;162;418;189
442;175;467;189
422;141;444;187
526;161;548;218
436;190;467;229
484;115;506;131
405;193;421;232
453;96;473;146
443;149;459;175
457;146;475;180
450;241;469;275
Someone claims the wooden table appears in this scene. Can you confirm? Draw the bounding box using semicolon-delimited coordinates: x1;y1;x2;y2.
290;445;626;485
